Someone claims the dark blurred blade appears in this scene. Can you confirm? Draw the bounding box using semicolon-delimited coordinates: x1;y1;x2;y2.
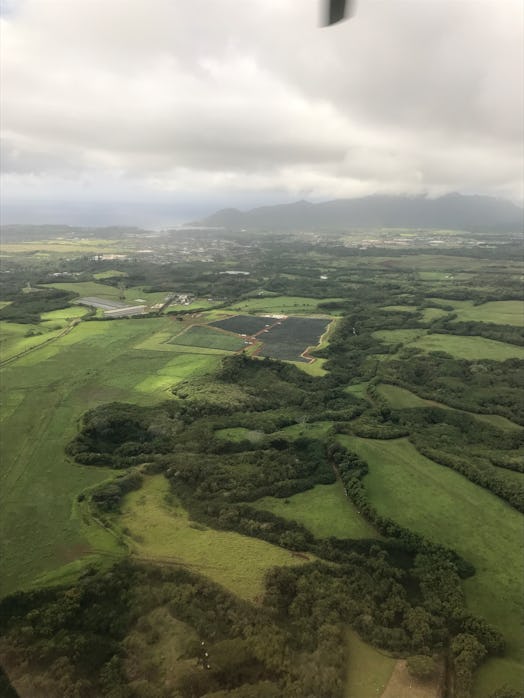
326;0;347;25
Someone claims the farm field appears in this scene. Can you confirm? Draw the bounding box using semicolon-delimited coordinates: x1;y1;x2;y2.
374;329;524;360
381;305;450;323
253;482;377;539
341;436;524;696
43;280;170;306
0;321;65;362
451;300;524;326
118;475;309;601
0;317;220;597
225;295;344;315
427;298;524;326
377;383;523;431
168;325;245;351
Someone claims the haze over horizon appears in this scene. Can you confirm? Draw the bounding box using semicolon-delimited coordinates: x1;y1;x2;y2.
1;0;523;227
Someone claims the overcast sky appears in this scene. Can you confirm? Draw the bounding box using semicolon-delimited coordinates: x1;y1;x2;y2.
1;0;523;226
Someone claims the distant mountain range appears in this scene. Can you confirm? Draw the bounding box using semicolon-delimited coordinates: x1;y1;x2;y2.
194;193;523;233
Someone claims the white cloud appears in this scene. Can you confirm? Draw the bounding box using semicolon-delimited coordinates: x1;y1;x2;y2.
1;0;522;224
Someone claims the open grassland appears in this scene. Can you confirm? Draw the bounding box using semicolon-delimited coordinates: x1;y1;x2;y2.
0;239;128;254
374;329;524;360
214;427;265;443
43;280;122;299
377;383;522;431
0;321;64;362
168;325;244;351
93;270;128;279
413;333;524;360
381;305;450;323
340;436;524;696
253;482;377;540
345;630;395;698
428;298;524;326
0;317;219;597
225;295;345;315
453;300;524;326
118;475;310;602
291;358;328;376
43;280;169;306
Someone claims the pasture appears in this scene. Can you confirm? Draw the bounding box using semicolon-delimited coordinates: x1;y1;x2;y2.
253;482;377;540
118;475;309;601
374;329;524;360
377;383;522;431
225;295;344;315
0;317;220;597
452;300;524;327
168;325;245;352
0;321;65;363
43;281;170;306
340;436;524;696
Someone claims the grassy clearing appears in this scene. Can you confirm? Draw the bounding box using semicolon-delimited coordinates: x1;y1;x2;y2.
453;300;524;327
118;475;310;601
40;306;89;321
253;482;377;540
168;325;244;351
43;280;122;298
214;427;264;443
414;333;524;360
345;382;370;399
93;270;128;279
340;436;524;695
225;296;345;315
374;329;524;360
420;307;450;322
345;629;395;698
381;305;418;313
0;239;127;254
377;383;522;431
0;317;219;597
373;329;426;346
292;358;327;376
43;281;169;306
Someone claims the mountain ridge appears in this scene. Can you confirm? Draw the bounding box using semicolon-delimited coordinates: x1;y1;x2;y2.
194;193;523;232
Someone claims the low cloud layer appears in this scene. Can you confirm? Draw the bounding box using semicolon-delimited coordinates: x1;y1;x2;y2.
1;0;522;224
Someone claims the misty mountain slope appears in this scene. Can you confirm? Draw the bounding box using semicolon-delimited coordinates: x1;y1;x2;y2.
196;194;523;232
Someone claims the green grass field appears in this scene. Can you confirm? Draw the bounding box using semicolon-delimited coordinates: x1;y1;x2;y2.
253;482;377;540
118;475;310;601
345;630;395;698
0;321;65;362
93;270;128;279
225;296;344;315
453;301;524;327
427;299;524;326
374;329;524;361
339;436;524;696
215;427;265;443
377;383;522;431
168;325;245;351
0;317;220;597
43;281;169;306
